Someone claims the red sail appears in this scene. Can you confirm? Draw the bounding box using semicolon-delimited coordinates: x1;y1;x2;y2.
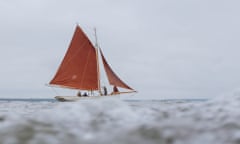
50;26;99;90
100;49;133;90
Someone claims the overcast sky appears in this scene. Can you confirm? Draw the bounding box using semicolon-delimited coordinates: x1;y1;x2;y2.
0;0;240;99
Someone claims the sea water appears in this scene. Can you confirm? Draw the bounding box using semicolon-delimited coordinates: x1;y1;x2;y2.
0;94;239;144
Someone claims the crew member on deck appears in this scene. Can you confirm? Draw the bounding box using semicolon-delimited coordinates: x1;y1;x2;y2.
111;86;119;95
83;92;88;96
103;86;107;95
77;91;81;97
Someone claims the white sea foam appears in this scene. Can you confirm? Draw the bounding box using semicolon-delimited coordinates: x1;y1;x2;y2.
1;94;240;144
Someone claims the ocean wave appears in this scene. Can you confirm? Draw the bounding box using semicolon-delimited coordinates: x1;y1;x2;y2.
1;95;240;144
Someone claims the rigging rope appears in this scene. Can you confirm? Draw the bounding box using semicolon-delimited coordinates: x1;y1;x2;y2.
51;87;60;96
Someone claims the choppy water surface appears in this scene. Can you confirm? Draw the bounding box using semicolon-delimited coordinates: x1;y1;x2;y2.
0;96;240;144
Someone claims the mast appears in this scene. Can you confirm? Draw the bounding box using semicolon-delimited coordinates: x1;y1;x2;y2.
94;28;101;95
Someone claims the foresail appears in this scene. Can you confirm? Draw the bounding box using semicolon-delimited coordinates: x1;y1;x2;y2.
100;49;134;90
49;26;99;90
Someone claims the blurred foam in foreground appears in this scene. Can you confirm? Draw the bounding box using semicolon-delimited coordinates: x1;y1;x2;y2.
1;93;240;144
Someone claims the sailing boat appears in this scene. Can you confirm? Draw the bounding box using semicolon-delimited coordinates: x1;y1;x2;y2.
49;25;136;101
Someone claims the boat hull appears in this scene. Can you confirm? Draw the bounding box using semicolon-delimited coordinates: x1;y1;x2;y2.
55;95;120;102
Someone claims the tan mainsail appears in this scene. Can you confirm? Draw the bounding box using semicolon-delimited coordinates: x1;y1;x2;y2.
49;25;135;96
50;26;99;90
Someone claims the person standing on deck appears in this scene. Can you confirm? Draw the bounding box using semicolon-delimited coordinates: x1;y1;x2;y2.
103;86;107;95
77;91;81;97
